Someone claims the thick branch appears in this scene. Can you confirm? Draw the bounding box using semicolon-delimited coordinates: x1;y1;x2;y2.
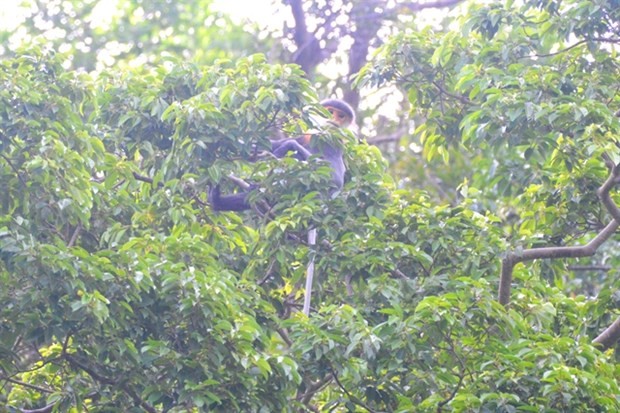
597;163;620;222
132;172;153;184
401;0;464;12
68;223;82;247
344;2;383;109
499;220;619;306
288;0;322;75
498;162;620;306
593;316;620;349
297;374;333;404
568;265;611;272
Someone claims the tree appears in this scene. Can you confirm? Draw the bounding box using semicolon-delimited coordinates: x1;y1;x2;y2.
361;0;620;348
3;0;620;412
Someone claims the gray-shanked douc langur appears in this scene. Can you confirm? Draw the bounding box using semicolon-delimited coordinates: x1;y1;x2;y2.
209;98;355;211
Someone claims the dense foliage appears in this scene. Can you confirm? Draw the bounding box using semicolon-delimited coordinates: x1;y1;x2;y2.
2;0;620;412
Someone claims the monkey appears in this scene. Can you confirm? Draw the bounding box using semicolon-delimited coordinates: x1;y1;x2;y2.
209;99;355;212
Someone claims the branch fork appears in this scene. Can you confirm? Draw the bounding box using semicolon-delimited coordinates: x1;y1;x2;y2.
497;156;620;348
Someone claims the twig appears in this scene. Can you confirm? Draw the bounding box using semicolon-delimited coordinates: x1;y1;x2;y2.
257;259;277;286
1;153;28;187
1;376;53;394
19;403;55;413
329;364;377;412
524;37;620;59
431;80;471;105
436;372;464;412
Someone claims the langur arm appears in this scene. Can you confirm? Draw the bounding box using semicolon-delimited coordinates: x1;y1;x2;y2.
271;139;313;161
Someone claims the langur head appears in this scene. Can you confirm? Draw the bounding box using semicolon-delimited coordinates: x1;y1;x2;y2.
320;99;355;128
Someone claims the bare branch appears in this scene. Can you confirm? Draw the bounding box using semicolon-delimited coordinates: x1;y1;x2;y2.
345;273;354;296
401;0;464;12
525;37;620;59
567;265;611;272
68;222;82;248
1;153;28;187
593;316;620;349
597;163;620;223
498;161;620;306
329;364;377;412
1;376;54;394
297;374;334;405
498;220;619;305
19;404;55;413
432;80;471;105
226;174;252;190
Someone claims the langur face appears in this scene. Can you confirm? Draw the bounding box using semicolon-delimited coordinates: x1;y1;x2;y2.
325;106;352;128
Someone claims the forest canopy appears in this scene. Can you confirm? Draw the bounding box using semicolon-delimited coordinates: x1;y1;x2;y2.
1;0;620;412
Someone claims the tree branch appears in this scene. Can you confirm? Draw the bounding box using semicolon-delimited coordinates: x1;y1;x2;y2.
593;316;620;349
567;265;611;272
432;80;471;104
68;222;82;247
498;161;620;306
64;354;157;413
329;364;377;412
296;374;334;405
401;0;464;12
288;0;322;75
526;37;620;59
1;376;54;394
1;153;28;187
19;404;55;413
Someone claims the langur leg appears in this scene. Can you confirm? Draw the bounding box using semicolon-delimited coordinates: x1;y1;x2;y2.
209;185;252;211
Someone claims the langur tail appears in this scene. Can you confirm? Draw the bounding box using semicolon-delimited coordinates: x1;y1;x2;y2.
303;228;317;316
